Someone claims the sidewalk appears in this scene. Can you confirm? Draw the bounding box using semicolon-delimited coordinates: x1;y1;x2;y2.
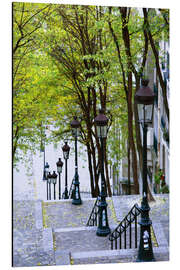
13;194;169;266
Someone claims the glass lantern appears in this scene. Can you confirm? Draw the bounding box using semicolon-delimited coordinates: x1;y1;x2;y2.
47;172;52;184
62;141;70;160
94;109;109;138
70;116;81;137
137;104;154;124
52;171;57;184
135;79;155;126
56;158;63;173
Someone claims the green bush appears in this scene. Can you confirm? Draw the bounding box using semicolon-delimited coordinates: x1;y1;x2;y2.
160;185;169;194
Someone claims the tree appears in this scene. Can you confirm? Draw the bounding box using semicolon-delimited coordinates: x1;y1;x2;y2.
43;5;115;197
107;7;148;193
13;3;168;200
143;8;169;122
13;2;59;164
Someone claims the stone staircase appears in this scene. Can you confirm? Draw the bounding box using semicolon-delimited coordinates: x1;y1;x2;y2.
13;195;169;266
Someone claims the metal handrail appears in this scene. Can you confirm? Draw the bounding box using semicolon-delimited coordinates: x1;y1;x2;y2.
109;204;141;249
86;196;101;226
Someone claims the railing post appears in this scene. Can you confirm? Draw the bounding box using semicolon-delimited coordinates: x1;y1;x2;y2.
119;231;121;249
129;213;132;248
124;220;126;249
135;213;138;248
115;232;117;249
111;239;113;250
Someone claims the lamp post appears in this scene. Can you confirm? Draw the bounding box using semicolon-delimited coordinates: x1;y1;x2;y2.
94;109;111;236
44;162;50;200
135;78;155;262
42;134;47;181
62;141;70;199
52;171;58;200
56;158;63;200
70;116;82;205
41;126;49;181
47;172;52;200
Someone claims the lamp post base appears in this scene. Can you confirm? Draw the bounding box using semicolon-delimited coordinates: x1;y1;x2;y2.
136;201;155;262
64;189;69;199
72;174;82;205
96;200;110;237
136;257;155;262
72;197;82;205
96;226;111;237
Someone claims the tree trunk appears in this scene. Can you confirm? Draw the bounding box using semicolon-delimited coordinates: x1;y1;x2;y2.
104;139;112;197
86;143;96;197
127;139;131;195
127;89;139;194
120;8;139;194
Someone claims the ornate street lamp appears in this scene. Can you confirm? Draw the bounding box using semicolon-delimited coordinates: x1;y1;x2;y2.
94;109;111;236
70;116;82;205
62;141;70;199
135;78;155;262
52;171;58;200
56;158;63;200
47;172;52;200
44;162;50;200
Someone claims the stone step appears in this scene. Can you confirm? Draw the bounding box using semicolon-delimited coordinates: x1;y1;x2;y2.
53;226;111;253
55;250;71;265
71;246;169;265
53;221;164;255
13;195;169;266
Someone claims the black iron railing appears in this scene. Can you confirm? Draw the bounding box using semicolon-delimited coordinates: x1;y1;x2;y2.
109;204;141;250
86;197;101;226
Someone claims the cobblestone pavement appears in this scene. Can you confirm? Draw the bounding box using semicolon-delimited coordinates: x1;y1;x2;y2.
54;227;110;253
42;199;95;228
13;200;55;267
13;228;55;267
13;200;36;231
43;198;117;229
13;194;169;267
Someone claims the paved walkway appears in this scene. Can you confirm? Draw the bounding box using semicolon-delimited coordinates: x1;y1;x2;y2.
13;194;169;266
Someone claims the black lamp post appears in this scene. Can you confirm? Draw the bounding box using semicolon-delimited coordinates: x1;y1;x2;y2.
70;116;82;205
52;171;58;200
44;162;50;200
41;127;49;181
42;134;47;181
135;78;155;262
47;172;52;200
62;141;70;199
94;109;111;236
56;158;63;200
